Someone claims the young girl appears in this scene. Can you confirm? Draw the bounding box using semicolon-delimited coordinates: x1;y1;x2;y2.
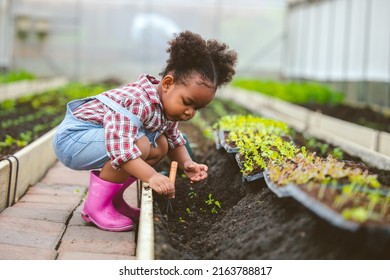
53;30;237;232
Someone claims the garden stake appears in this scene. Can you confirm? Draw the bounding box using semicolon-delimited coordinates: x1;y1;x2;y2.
166;161;178;214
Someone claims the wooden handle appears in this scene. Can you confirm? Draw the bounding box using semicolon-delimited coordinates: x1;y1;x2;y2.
169;161;178;185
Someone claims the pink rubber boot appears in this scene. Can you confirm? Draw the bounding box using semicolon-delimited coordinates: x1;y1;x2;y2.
81;171;133;232
113;176;141;219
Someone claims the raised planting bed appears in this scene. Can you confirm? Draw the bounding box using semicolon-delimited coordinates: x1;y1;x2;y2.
219;87;390;170
231;78;390;133
0;128;57;212
0;81;116;158
0;81;118;212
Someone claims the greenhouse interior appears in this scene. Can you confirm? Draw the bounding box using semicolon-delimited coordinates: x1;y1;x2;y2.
1;0;390;269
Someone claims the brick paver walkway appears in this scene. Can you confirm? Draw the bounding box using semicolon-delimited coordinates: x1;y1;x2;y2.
0;161;138;260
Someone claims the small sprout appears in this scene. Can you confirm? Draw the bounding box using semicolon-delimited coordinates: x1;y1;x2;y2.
331;147;343;159
205;193;215;205
205;193;222;214
212;200;222;214
188;191;198;199
178;217;186;223
307;138;317;148
319;143;329;155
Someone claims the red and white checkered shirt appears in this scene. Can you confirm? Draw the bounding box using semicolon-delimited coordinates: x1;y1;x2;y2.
72;74;186;169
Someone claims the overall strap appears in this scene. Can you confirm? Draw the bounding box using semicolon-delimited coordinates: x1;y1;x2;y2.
94;94;142;128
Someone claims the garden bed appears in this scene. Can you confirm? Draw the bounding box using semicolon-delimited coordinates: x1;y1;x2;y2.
2;83;390;259
153;119;390;260
0;81;117;158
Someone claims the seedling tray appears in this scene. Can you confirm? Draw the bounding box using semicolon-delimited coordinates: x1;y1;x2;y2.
263;169;291;198
287;184;360;232
242;172;264;182
222;142;239;153
213;130;222;150
219;130;239;153
235;153;264;182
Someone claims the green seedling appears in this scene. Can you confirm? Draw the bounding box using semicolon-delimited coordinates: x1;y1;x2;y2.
331;147;343;159
188;191;198;199
205;193;222;214
342;207;369;223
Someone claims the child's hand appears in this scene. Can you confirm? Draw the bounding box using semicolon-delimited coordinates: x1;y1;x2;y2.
183;160;208;183
149;173;175;197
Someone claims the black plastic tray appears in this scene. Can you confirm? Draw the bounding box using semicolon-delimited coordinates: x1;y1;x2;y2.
263;169;291;198
288;184;360;232
235;153;264;182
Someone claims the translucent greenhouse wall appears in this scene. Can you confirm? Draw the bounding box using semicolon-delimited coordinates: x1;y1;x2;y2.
284;0;390;109
0;0;285;83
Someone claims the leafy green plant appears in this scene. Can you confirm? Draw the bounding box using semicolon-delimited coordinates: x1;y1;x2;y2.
305;137;343;159
0;99;16;111
331;147;344;159
232;78;344;105
267;153;380;188
235;132;301;176
214;114;289;136
342;207;369;223
0;70;36;84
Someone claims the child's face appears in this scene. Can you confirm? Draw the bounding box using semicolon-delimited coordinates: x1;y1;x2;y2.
160;74;215;122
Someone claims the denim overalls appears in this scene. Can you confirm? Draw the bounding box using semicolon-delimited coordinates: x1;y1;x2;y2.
53;94;161;170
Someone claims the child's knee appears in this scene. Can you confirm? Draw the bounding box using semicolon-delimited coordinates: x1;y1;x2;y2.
155;134;168;156
154;134;168;159
147;134;168;165
135;136;151;161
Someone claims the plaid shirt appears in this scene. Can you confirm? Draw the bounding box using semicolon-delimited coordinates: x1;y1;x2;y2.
72;74;186;169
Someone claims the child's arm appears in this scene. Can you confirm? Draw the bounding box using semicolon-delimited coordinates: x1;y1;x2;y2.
121;157;174;197
168;145;208;183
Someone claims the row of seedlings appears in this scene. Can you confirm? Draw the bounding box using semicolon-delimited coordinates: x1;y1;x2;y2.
213;114;390;233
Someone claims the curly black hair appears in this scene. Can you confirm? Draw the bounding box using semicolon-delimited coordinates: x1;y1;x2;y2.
160;30;237;89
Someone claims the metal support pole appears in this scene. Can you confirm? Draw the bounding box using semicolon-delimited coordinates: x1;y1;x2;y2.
326;0;335;87
342;0;352;96
0;0;10;72
362;0;372;103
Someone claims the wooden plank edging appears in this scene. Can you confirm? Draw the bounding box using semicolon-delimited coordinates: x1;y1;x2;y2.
136;182;154;260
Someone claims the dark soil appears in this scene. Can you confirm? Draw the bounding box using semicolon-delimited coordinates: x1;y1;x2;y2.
153;122;390;260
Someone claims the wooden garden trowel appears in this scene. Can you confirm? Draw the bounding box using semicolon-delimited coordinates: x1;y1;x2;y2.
166;161;178;214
